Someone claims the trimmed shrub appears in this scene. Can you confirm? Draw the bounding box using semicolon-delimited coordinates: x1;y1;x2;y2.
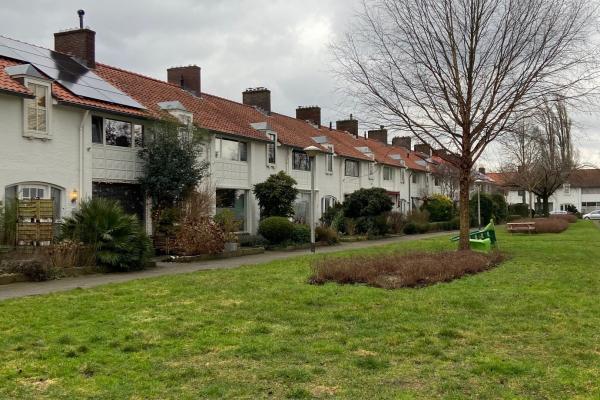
550;214;577;223
6;259;55;282
253;171;299;218
316;226;339;244
309;250;504;289
344;188;393;218
514;218;569;233
507;214;522;222
239;234;268;248
60;198;152;271
258;217;295;244
469;193;494;225
406;209;430;224
403;221;418;235
508;203;530;218
291;224;311;244
421;194;454;222
491;194;508;223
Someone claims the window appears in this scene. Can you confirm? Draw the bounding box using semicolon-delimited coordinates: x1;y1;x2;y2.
517;190;525;197
368;163;374;179
563;183;571;194
21;186;45;199
325;145;334;174
24;82;49;134
216;189;247;231
400;168;405;184
412;173;418;184
105;119;132;147
267;133;276;164
321;195;337;214
92;116;103;144
292;150;310;171
383;166;393;181
434;176;440;186
102;118;144;148
215;138;247;161
345;160;360;177
293;192;311;223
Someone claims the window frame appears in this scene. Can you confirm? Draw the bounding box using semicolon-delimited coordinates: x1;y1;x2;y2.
266;133;277;165
563;183;571;194
400;168;405;184
325;144;334;174
94;116;144;149
215;137;248;162
23;78;52;139
292;149;310;171
345;159;360;178
383;166;394;181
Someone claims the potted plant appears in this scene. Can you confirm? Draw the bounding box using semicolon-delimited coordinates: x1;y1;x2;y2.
215;210;241;252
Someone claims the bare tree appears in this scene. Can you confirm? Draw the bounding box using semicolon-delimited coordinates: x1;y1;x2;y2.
434;163;461;201
498;121;543;217
333;0;598;249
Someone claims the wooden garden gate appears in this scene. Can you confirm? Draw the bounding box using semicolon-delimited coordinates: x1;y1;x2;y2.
16;199;54;245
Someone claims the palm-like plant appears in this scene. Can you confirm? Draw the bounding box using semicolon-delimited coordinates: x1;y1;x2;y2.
61;198;152;271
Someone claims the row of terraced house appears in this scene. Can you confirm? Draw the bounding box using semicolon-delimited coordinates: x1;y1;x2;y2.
0;24;483;235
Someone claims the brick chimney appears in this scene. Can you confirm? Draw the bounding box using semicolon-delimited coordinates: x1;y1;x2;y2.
242;87;271;114
478;167;486;174
392;136;411;149
167;66;201;97
296;106;321;126
336;114;358;136
54;28;96;68
414;143;432;156
368;125;388;144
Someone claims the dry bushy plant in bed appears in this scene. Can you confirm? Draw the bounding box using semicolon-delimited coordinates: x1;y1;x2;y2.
550;213;577;223
309;250;504;289
516;218;569;233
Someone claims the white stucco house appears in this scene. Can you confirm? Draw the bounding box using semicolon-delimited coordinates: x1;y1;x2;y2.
1;23;453;239
488;170;600;214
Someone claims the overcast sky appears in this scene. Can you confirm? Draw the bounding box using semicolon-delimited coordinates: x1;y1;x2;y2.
2;0;599;169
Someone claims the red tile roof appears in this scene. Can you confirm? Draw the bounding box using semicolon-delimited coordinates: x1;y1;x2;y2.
0;58;33;96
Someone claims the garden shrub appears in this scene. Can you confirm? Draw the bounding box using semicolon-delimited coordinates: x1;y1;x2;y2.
403;221;418;235
344;188;393;218
309;250;504;289
253;171;299;218
291;224;311;244
214;209;241;242
507;214;522;222
60;198;152;271
258;216;295;244
0;199;17;246
469;193;494;225
239;234;268;248
316;226;339;244
421;194;454;222
320;203;344;227
344;218;357;236
491;194;508;223
173;216;225;255
6;259;55;282
508;203;530;218
385;211;405;234
550;214;577;223
514;218;569;233
406;209;430;224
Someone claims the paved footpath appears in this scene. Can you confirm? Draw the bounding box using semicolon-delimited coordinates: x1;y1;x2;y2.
0;231;454;301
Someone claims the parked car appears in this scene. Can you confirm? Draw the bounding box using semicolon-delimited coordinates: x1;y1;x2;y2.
583;210;600;220
550;210;568;215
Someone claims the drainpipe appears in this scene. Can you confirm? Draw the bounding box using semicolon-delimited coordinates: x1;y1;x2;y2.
79;110;90;204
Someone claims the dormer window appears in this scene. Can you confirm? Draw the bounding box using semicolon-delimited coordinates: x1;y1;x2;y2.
24;80;51;138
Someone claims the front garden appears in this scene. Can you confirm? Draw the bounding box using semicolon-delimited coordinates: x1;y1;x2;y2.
0;221;598;399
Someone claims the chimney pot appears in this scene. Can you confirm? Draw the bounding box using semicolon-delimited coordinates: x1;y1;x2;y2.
479;167;486;174
414;143;433;156
167;65;201;97
242;87;271;114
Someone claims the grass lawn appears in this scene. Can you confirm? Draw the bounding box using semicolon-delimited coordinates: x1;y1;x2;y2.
0;222;599;399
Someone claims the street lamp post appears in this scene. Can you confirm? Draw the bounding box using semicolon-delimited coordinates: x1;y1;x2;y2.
304;146;322;253
474;179;484;229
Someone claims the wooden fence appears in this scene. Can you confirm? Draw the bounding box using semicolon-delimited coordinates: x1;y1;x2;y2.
16;199;55;245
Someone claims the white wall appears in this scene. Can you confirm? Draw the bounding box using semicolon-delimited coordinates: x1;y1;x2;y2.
0;93;89;218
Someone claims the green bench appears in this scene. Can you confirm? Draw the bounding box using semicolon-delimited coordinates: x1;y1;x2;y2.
451;220;496;252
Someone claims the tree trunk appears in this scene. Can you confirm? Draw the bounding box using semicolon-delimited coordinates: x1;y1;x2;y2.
542;196;550;216
458;167;471;250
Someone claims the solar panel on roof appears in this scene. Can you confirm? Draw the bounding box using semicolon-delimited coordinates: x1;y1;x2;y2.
0;36;144;109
